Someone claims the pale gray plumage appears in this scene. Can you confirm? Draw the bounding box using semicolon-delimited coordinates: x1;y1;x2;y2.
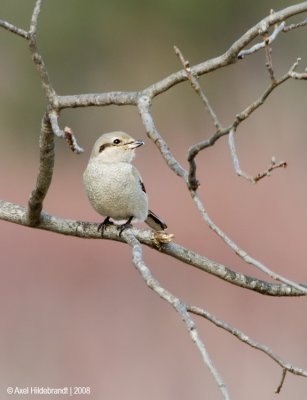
83;132;167;233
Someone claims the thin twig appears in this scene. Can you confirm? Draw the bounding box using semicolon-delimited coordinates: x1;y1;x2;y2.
174;45;222;130
228;128;287;182
289;70;307;80
29;0;43;34
233;74;289;129
262;33;276;83
253;157;287;182
63;127;84;154
174;45;223;190
191;191;307;294
0;19;28;39
275;369;287;393
187;128;229;189
226;58;301;183
165;57;300;185
236;58;302;129
238;22;285;59
28;0;55;101
228;128;252;181
187;65;291;190
189;306;307;383
283;18;307;32
122;230;231;400
186;58;301;191
49;111;84;153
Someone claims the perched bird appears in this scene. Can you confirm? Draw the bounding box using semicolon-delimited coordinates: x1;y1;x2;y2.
83;132;167;234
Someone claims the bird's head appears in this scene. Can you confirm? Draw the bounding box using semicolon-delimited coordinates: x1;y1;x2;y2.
90;132;144;163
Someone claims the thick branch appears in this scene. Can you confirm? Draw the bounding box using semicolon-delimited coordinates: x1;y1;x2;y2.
24;3;306;111
27;113;55;226
146;3;307;98
0;3;306;112
57;91;138;109
1;199;306;297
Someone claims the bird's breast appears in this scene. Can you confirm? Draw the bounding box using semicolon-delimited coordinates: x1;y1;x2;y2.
83;161;148;221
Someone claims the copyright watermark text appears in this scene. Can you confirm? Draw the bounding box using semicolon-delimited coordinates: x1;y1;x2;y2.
6;386;91;396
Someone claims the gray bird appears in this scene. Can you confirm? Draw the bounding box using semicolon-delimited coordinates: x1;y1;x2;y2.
83;132;167;234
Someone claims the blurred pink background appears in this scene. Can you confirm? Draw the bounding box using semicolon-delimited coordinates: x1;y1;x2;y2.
1;1;307;399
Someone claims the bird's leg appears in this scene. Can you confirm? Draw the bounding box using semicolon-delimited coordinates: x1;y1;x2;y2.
98;216;114;235
118;216;133;236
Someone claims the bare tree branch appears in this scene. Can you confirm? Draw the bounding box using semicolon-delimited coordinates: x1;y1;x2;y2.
27;113;55;226
283;17;307;32
28;3;307;111
174;45;223;190
228;128;287;183
190;192;307;294
0;18;28;39
289;69;307;80
58;91;138;108
238;21;286;59
28;0;55;101
226;57;301;183
183;56;300;194
122;230;231;400
1;199;306;297
189;305;307;380
48;111;84;153
145;2;307;97
137;95;188;179
263;31;276;83
275;369;287;394
182;56;303;192
174;45;222;131
29;0;42;34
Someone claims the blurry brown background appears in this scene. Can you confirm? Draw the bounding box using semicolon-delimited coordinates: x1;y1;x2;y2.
1;0;307;399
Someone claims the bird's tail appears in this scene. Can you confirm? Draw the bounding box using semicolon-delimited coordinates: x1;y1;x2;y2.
145;210;167;231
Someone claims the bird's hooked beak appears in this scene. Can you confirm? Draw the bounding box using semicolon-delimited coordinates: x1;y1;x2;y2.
127;140;144;149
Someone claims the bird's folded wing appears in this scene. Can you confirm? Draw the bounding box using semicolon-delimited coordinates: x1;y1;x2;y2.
146;210;167;231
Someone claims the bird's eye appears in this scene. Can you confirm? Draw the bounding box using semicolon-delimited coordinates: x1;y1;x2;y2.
113;138;121;145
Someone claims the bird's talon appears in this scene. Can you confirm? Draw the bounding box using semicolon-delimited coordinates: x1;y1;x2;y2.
98;217;114;235
118;223;133;236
